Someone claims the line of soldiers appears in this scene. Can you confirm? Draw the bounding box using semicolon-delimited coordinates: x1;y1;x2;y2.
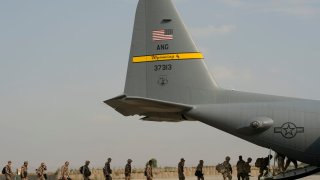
77;156;277;180
78;158;134;180
0;158;250;180
178;156;248;180
1;158;132;180
235;156;252;180
178;158;216;180
1;161;47;180
1;155;297;180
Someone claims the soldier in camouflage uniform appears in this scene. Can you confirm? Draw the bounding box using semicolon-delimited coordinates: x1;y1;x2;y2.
222;156;232;180
81;161;91;180
145;160;153;180
4;161;13;180
60;161;70;180
244;158;252;180
258;155;272;180
236;156;245;180
178;158;185;180
275;152;285;172
37;162;47;180
195;160;204;180
125;159;132;180
20;161;28;180
103;158;112;180
284;157;298;171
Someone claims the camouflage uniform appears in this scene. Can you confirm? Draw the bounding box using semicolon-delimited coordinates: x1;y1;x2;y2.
82;161;91;180
275;153;285;172
37;163;47;180
60;161;70;180
125;159;132;180
222;157;232;180
196;160;204;180
103;158;112;180
4;161;13;180
146;161;153;180
178;158;185;180
244;158;252;180
21;161;28;180
258;155;272;180
284;157;298;171
236;156;246;180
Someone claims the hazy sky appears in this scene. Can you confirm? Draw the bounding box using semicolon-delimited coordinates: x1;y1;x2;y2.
1;0;320;171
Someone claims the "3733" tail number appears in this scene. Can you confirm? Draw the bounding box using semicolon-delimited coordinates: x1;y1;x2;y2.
154;64;172;71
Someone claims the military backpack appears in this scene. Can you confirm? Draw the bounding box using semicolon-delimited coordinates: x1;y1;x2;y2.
144;168;147;176
216;163;226;173
2;167;6;174
79;166;84;174
255;158;264;167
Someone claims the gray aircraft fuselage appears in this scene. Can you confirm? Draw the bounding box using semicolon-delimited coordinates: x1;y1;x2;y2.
185;89;320;166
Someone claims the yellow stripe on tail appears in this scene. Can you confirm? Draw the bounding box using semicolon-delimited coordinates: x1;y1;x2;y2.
132;52;203;63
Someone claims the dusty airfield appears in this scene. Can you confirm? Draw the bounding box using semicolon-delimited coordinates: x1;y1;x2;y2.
150;175;319;180
65;166;319;180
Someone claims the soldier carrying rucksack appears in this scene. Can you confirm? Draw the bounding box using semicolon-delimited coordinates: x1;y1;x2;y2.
222;157;232;180
244;158;252;180
145;160;153;180
236;156;246;180
36;162;47;180
257;155;273;180
124;159;132;180
178;158;185;180
195;160;204;180
60;161;71;180
80;161;91;180
2;161;13;180
103;158;112;180
20;161;28;180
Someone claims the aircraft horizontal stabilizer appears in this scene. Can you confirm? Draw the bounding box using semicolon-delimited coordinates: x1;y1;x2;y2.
104;95;193;122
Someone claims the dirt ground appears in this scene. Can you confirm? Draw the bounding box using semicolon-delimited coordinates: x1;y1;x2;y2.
134;175;319;180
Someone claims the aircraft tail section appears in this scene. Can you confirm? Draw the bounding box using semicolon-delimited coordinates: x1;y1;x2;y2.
124;0;219;105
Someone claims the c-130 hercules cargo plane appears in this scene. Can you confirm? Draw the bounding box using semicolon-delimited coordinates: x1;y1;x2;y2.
105;0;320;179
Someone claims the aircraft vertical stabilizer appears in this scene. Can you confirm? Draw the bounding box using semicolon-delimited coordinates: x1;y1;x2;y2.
124;0;219;105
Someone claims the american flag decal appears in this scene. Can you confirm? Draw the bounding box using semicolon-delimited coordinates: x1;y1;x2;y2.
152;29;173;41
